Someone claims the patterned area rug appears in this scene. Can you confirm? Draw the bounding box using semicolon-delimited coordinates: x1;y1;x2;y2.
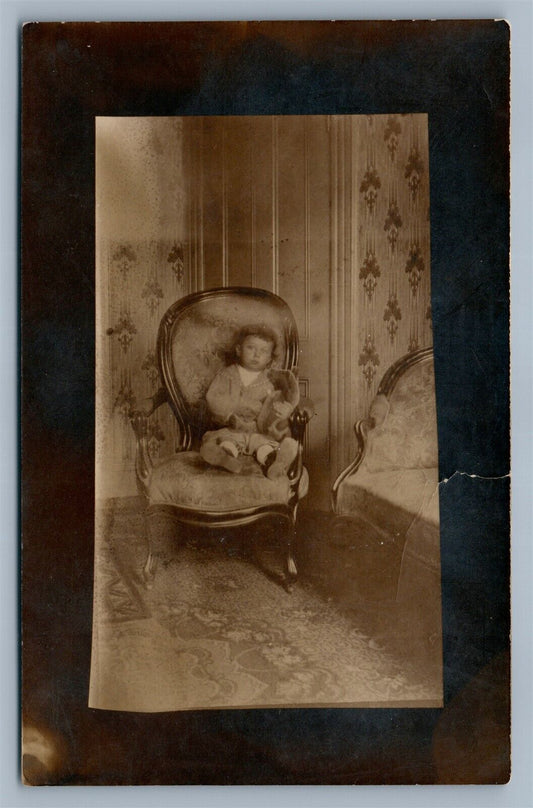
90;497;442;712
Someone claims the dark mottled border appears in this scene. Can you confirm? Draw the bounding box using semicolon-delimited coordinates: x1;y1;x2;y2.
21;20;510;784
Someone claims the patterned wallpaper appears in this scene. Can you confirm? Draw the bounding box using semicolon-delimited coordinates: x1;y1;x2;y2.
355;114;432;413
97;114;432;500
104;239;188;478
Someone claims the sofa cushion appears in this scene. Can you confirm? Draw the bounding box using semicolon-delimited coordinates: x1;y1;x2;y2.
336;466;440;535
146;451;308;511
365;359;438;472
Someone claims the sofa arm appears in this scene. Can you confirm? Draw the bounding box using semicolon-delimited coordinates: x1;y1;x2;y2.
331;415;374;511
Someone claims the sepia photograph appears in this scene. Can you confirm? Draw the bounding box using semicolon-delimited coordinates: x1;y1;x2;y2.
20;19;512;786
90;114;442;712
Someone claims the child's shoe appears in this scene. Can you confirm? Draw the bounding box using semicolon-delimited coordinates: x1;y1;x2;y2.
201;442;243;474
266;437;299;479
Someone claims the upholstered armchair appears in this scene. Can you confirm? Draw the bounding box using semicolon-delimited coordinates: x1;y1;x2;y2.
130;287;313;591
332;347;440;610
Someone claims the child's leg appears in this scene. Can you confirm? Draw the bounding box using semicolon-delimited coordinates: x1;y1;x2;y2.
247;434;278;472
218;440;239;458
254;443;277;473
264;437;299;479
248;434;298;478
200;430;244;473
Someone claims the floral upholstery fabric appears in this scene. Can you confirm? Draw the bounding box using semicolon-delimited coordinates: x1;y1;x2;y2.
365;359;438;472
147;451;309;511
168;296;291;433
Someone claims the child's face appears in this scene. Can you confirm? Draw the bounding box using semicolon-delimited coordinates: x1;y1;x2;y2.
236;335;274;372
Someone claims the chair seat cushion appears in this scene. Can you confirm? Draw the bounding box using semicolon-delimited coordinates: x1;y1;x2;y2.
336;466;440;534
146;451;308;512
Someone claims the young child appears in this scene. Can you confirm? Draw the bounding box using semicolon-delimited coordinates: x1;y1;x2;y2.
200;325;299;478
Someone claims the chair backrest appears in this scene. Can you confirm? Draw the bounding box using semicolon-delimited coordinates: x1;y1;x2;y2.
365;347;438;472
157;287;299;449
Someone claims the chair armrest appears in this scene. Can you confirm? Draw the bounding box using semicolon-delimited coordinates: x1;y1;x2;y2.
129;387;169;423
129;388;169;482
289;398;315;441
287;399;315;481
297;397;315;421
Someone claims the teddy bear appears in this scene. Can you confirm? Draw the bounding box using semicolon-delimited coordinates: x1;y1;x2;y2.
256;368;300;442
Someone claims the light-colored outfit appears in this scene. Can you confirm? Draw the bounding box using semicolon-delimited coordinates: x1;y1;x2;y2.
202;364;293;459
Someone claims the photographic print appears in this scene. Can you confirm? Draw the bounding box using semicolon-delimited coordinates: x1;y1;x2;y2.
21;20;510;784
90;114;442;712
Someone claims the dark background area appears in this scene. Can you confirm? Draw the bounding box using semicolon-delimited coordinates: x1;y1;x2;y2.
21;20;510;784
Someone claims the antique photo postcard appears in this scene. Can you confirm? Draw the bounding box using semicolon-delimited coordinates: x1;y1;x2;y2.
90;113;442;713
21;20;510;785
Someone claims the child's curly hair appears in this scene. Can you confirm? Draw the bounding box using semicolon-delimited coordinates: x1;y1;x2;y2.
231;324;280;364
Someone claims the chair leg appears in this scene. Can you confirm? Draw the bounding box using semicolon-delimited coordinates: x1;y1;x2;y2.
142;550;158;589
142;505;180;588
284;510;298;592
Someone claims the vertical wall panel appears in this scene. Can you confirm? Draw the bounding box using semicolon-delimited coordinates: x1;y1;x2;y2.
277;116;308;338
302;118;311;342
279;116;331;507
349;116;361;457
201;117;224;289
226;117;253;286
336;117;346;472
329;116;340;479
186;117;204;292
271;117;280;294
249;116;274;292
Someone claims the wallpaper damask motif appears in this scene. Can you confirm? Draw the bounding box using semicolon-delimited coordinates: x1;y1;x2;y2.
356;114;432;413
105;239;187;477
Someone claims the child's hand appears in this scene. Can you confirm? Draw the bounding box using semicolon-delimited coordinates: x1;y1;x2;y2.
272;400;293;418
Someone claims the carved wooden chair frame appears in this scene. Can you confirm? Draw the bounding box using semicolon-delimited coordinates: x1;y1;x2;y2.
130;286;312;591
